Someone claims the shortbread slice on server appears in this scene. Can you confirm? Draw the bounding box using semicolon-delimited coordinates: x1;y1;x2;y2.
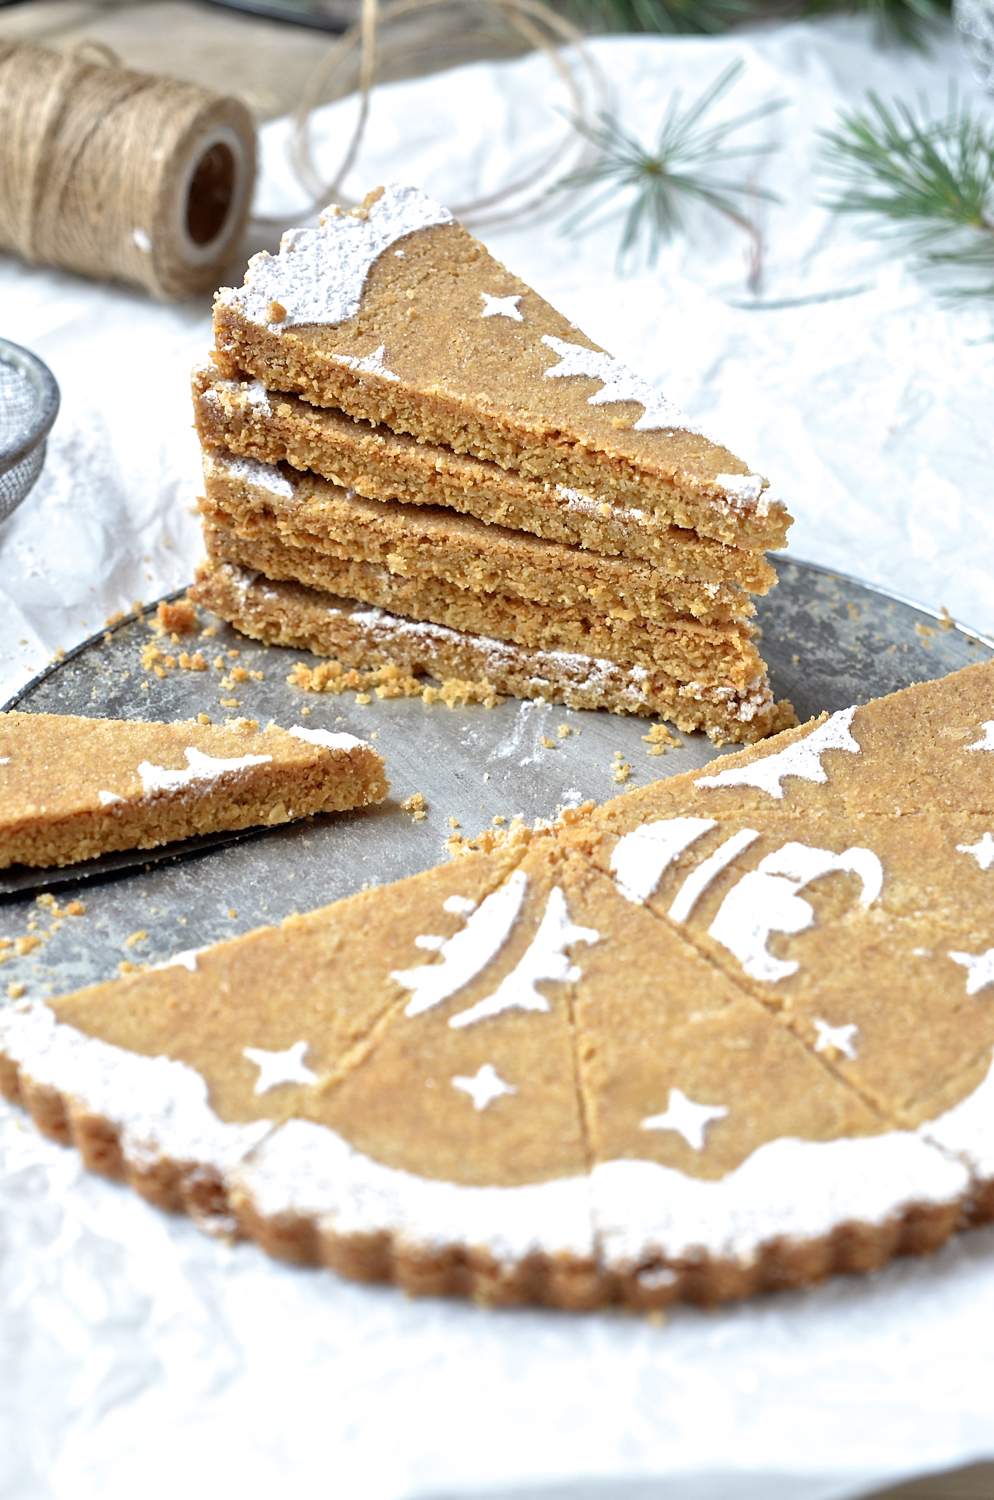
0;711;386;868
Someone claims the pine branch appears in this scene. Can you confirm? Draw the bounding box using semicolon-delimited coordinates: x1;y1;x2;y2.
565;0;951;42
804;0;952;50
820;90;994;294
555;60;786;267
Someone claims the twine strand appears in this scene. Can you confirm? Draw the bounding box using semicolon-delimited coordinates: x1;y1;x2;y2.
267;0;603;231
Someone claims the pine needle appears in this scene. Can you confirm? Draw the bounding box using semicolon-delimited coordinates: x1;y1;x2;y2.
820;90;994;295
555;59;786;267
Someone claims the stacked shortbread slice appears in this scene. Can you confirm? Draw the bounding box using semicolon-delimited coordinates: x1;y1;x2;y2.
191;184;795;743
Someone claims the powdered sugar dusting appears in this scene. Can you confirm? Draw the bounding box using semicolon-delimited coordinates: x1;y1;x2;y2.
668;829;760;924
448;886;598;1029
708;841;884;983
137;748;272;796
333;345;400;382
218;184;453;329
541;336;704;435
393;870;528;1018
208;449;294;501
610;817;716;905
288;725;363;752
593;1133;968;1269
696;707;860;798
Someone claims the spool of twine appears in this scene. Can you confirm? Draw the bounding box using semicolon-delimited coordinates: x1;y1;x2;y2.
0;40;257;301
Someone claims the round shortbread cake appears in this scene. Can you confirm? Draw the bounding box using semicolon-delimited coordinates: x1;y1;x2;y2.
1;662;992;1310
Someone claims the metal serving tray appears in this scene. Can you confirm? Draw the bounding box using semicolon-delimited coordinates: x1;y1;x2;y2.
0;557;990;1001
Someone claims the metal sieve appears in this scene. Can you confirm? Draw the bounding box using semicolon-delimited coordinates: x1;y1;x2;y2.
0;338;60;524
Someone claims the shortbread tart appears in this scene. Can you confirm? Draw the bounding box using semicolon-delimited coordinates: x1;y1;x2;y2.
192;367;777;591
211;185;791;554
191;559;793;739
1;659;992;1308
0;712;387;868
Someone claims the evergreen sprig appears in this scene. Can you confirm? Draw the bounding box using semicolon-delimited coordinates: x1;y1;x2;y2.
820;91;994;294
567;0;951;44
555;59;785;266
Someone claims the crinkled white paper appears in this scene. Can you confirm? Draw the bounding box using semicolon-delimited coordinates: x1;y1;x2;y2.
1;18;993;1499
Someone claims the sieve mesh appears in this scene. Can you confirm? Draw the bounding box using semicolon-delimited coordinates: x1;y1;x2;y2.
0;340;60;522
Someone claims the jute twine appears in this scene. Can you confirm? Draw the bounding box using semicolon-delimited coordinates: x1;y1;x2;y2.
0;40;256;301
263;0;603;230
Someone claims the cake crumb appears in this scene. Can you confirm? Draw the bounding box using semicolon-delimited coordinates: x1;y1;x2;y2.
231;666;249;682
402;792;428;821
612;752;632;784
179;651;207;671
355;692;371;706
938;606;955;631
915;622;936;642
228;908;238;919
642;723;682;756
220;697;241;708
539;736;556;749
7;982;26;999
118;961;145;975
198;713;211;725
448;817;460;828
557;724;571;738
156;599;197;634
124;930;148;948
104;609;126;629
65;900;86;917
214;655;226;670
14;935;41;956
201;624;217;638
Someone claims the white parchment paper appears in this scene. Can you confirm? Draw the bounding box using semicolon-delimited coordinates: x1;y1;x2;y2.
1;18;993;1499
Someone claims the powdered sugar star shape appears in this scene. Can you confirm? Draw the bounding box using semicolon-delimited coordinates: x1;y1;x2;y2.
243;1041;318;1094
451;1063;516;1111
641;1088;728;1150
480;293;522;321
958;833;994;871
814;1019;859;1059
949;948;994;996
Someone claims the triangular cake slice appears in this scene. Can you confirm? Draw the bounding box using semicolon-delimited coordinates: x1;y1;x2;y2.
211;184;792;554
0;711;387;868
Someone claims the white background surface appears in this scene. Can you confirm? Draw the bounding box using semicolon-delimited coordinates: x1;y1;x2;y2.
1;18;993;1499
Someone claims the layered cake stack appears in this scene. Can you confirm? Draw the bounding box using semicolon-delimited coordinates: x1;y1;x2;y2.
191;184;795;744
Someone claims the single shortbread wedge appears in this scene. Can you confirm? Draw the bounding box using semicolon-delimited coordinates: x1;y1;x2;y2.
201;447;754;626
193;365;778;591
190;559;795;741
0;711;387;868
211;184;792;553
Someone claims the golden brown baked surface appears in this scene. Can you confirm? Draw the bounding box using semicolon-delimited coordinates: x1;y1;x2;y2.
1;659;992;1310
192;365;778;590
211;187;791;551
190;559;796;743
0;711;387;868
